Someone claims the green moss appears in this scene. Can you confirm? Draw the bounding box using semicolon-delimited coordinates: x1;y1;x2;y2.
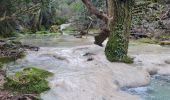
0;62;3;69
137;38;158;44
122;56;134;64
0;57;16;64
159;35;170;40
105;24;128;62
4;67;53;94
36;31;49;34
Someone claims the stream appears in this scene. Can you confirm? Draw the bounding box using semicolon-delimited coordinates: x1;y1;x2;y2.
5;34;170;100
125;75;170;100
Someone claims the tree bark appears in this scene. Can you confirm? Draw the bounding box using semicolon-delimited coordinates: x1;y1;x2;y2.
82;0;134;62
105;0;134;62
81;0;112;46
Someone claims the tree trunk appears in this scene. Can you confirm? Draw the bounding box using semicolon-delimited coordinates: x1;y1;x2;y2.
105;0;134;62
82;0;134;63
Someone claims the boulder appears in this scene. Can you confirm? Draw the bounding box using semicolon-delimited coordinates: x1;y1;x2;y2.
50;25;59;33
165;59;170;64
160;41;170;45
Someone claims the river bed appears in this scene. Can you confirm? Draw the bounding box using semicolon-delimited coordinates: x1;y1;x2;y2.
6;34;170;100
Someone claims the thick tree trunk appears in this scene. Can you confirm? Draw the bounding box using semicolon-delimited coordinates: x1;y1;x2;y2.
82;0;134;63
105;0;134;62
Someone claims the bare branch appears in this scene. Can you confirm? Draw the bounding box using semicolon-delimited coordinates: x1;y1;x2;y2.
81;0;112;24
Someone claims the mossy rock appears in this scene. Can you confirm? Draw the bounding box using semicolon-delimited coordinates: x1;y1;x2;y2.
0;57;16;64
137;38;159;44
122;56;134;64
4;67;53;94
160;41;170;45
49;25;59;33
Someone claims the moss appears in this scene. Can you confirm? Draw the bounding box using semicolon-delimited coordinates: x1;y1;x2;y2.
4;67;53;94
35;31;49;34
122;56;134;64
105;0;133;63
105;24;128;62
137;38;159;44
159;35;170;41
0;62;3;69
0;57;16;64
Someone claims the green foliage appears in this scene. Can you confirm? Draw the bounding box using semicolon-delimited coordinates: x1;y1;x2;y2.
55;16;67;25
70;2;84;12
4;67;53;94
159;35;170;41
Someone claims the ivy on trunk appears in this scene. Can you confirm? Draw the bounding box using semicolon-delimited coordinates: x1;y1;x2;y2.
105;0;134;62
82;0;134;63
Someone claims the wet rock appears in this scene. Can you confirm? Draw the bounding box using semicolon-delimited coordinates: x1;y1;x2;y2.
87;57;94;61
83;52;95;56
0;39;25;59
160;41;170;45
147;68;158;75
165;59;170;64
0;91;38;100
22;45;40;51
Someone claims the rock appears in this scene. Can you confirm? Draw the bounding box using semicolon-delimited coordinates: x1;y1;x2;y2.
165;59;170;64
87;57;94;61
23;45;40;51
0;73;5;88
160;41;170;45
83;52;95;56
146;68;158;75
50;25;59;33
0;91;38;100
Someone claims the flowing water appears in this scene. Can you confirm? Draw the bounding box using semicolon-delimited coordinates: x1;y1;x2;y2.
6;34;170;100
126;75;170;100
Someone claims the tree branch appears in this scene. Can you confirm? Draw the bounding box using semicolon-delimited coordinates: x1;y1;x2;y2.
82;0;113;46
81;0;112;25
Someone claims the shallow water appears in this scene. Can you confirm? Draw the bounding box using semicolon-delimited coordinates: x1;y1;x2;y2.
126;75;170;100
6;34;170;100
18;33;94;47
